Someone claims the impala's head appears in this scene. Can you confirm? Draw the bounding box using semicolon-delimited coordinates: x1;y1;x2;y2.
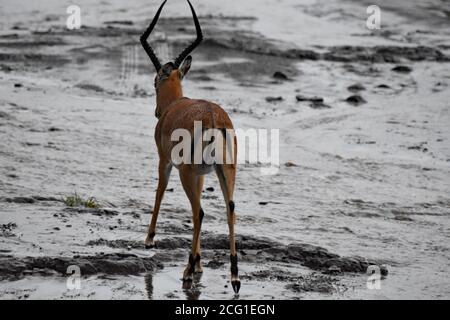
140;0;202;118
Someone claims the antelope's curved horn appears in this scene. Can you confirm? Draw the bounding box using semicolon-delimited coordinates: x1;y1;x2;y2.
173;0;203;69
140;0;167;71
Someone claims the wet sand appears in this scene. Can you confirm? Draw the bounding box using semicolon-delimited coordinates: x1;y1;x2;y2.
0;0;449;299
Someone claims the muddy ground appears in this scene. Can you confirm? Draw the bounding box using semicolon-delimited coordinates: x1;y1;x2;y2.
0;0;449;299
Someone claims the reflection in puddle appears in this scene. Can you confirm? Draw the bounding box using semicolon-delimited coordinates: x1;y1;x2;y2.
145;269;205;300
184;273;203;300
144;273;153;300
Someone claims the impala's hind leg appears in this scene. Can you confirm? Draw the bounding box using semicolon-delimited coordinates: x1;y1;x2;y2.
216;164;240;294
195;175;205;273
179;166;203;286
145;160;172;248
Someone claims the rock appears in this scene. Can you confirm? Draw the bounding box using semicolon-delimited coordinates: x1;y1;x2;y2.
272;71;289;80
265;96;283;102
347;83;366;92
380;264;389;276
284;161;298;167
206;187;214;192
295;95;323;102
346;95;367;106
310;101;331;109
392;65;412;73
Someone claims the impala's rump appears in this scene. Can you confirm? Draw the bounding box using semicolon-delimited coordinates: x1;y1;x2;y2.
157;98;236;170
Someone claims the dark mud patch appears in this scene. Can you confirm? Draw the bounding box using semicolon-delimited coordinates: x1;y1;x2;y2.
241;268;339;294
87;234;386;275
87;234;273;251
2;195;60;204
323;46;448;63
342;198;450;219
63;207;119;216
0;53;69;66
285;273;338;294
0;253;162;281
259;243;383;274
0;223;17;237
204;33;448;62
74;83;117;95
309;101;331;109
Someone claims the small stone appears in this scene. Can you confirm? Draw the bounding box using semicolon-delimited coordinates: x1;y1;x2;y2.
284;161;298;167
296;95;323;102
266;96;283;102
347;83;366;92
206;187;214;192
380;265;389;276
272;71;288;80
346;95;367;106
392;65;412;73
310;101;331;109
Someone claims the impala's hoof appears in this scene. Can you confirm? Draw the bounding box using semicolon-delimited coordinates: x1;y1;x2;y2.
194;266;203;274
182;278;193;289
231;280;241;294
144;237;156;249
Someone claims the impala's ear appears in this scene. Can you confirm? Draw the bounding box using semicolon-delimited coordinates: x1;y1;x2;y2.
179;56;192;79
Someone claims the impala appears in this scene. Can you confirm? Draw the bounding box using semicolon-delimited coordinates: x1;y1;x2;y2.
140;0;240;293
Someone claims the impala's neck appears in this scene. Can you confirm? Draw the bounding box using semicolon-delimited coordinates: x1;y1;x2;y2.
156;76;184;116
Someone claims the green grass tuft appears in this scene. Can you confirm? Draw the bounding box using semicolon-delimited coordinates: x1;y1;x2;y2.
63;192;100;209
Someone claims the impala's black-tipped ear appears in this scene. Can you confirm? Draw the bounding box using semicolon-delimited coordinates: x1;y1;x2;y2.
179;55;192;79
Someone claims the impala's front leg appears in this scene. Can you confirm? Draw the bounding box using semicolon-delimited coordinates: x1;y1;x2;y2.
145;160;172;248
